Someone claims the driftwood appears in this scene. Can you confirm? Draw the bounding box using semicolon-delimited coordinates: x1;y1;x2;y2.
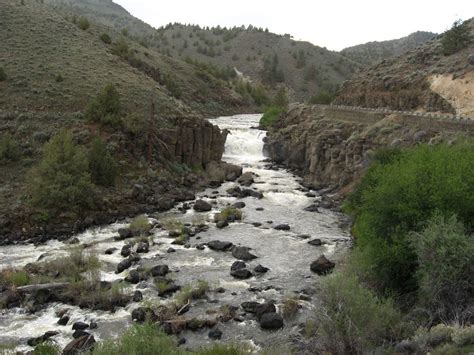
16;282;70;293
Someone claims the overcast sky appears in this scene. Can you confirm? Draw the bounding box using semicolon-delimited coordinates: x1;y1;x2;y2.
114;0;473;51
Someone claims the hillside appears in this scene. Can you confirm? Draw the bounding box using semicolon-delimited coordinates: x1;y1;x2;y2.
335;19;474;115
341;31;436;67
1;1;249;117
0;0;249;243
44;0;362;102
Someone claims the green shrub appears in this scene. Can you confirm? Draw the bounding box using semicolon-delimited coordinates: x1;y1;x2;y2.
313;272;405;354
175;280;209;307
88;137;118;187
0;133;20;163
29;130;94;214
441;20;471;56
259;106;283;129
77;17;90;31
196;344;249;355
129;215;151;236
344;143;474;295
309;90;334;104
111;37;130;59
214;207;242;222
0;269;30;288
411;214;474;323
85;84;121;127
93;323;184;355
281;297;299;319
161;73;182;99
272;88;289;109
33;341;61;355
0;67;6;81
100;33;112;44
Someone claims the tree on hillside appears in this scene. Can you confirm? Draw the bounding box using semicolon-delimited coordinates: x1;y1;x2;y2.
262;54;285;84
88;137;118;187
441;19;471;55
29;130;94;214
85;83;122;127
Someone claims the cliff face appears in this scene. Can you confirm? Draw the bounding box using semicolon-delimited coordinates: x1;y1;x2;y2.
264;105;474;195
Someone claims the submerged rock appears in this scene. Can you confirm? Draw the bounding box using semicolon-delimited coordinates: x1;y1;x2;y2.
230;268;253;279
303;205;320;212
259;313;284;330
207;240;233;251
254;265;269;274
116;258;132;273
308;238;322;246
216;220;229;229
208;328;223;340
274;224;290;231
232;246;257;261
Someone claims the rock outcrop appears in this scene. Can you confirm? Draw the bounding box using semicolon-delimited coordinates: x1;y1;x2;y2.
265;104;474;198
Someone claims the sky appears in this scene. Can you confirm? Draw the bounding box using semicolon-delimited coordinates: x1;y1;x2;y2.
113;0;473;51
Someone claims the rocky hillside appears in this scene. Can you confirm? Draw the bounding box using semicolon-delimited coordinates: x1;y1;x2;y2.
0;1;248;244
335;19;474;115
264;104;474;204
341;31;436;67
1;1;249;117
44;0;362;102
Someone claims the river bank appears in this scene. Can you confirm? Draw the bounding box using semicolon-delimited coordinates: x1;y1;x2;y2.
0;114;351;353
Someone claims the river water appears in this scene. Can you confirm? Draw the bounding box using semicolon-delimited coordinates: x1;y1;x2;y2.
0;114;351;352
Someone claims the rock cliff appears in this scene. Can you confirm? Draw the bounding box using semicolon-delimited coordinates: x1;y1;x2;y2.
264;105;474;198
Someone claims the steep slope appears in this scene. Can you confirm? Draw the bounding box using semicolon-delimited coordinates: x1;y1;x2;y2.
0;1;246;117
44;0;362;101
0;1;247;244
341;31;436;67
335;19;474;115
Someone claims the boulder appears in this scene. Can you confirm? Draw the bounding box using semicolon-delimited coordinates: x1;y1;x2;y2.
259;313;284;330
230;261;247;271
125;270;141;284
58;315;70;326
132;290;143;302
27;331;59;347
207;240;233;251
72;321;89;331
167;248;176;253
116;258;132;273
254;265;269;274
237;172;255;186
255;303;276;319
136;241;149;254
116;228;133;240
208;328;223;340
230;268;253;279
310;255;335;275
242;189;264;199
193;200;212;212
150;265;169;277
232;202;246;209
62;335;96;355
274;224;290;231
121;244;132;258
73;330;90;339
131;307;156;323
231;246;257;261
104;248;117;255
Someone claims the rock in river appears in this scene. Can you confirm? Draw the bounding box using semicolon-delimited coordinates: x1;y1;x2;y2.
274;224;290;231
310;255;335;275
231;246;257;261
230;268;253;279
193;199;212;212
207;240;233;251
259;313;284;330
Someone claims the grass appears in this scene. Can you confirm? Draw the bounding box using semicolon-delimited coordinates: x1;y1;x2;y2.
174;280;209;307
0;269;30;288
259;106;283;129
33;341;61;355
281;297;299;319
214;207;242;222
129;215;151;236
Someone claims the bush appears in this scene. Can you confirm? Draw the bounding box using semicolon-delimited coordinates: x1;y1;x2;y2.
34;341;61;355
88;137;118;187
214;207;242;222
0;67;6;81
85;84;122;127
272;88;289;109
29;130;94;214
100;33;112;44
411;214;474;323
344;143;474;295
309;90;334;104
111;37;130;59
0;133;20;163
93;323;183;355
441;20;471;56
312;272;405;354
77;17;90;31
259;106;283;129
129;215;151;236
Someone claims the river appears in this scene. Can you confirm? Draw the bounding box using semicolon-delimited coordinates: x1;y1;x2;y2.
0;114;351;352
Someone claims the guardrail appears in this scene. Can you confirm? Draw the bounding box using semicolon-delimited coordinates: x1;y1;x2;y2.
317;104;474;122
